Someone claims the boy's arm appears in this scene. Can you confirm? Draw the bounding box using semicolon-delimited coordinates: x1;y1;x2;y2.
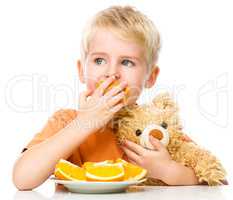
162;160;199;185
12;110;93;191
13;76;127;190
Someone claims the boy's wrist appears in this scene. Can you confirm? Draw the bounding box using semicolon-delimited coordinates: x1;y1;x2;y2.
70;112;100;136
161;160;199;185
158;160;175;183
157;160;181;185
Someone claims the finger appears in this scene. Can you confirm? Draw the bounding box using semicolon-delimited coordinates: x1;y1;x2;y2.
121;146;141;164
124;140;146;156
108;102;124;114
127;158;139;166
149;135;165;151
107;91;125;107
94;76;115;97
79;89;93;104
104;81;127;98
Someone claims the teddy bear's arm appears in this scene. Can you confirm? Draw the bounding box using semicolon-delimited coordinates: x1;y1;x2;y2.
172;141;227;186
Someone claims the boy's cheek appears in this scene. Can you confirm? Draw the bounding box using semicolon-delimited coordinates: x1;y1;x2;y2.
129;83;143;95
85;80;97;92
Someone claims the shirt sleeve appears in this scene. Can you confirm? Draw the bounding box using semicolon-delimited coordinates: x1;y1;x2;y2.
22;109;78;153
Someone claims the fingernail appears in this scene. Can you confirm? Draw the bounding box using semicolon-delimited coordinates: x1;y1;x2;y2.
150;135;155;140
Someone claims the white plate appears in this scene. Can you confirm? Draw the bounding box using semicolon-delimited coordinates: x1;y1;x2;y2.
50;177;147;194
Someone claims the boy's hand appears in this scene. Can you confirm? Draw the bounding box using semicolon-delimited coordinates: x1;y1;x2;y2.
121;136;172;181
76;76;128;134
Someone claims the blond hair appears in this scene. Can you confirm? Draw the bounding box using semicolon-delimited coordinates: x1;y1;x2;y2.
80;5;161;71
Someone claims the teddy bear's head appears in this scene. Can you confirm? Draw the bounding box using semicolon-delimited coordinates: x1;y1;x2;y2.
112;93;183;149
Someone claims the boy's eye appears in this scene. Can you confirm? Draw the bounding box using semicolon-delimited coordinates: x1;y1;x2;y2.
95;58;106;65
121;59;134;67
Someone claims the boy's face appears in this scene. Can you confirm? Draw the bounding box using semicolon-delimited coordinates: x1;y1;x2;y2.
77;28;159;105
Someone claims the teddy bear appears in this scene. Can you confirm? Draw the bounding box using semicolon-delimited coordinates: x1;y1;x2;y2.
111;92;227;186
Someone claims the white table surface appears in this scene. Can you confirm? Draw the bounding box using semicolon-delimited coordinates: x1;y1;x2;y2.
12;180;232;200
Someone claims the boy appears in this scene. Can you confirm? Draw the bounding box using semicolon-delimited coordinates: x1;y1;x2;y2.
13;6;199;190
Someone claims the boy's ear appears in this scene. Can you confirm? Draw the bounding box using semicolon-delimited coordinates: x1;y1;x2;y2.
77;59;85;84
144;65;160;88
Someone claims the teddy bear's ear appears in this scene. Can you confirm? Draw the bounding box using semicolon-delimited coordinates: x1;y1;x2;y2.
152;92;178;111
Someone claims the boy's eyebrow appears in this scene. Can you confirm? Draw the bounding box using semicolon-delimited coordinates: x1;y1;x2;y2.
119;55;141;62
90;52;142;62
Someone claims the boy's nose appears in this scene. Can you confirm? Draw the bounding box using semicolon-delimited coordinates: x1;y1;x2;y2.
104;62;121;79
105;73;120;79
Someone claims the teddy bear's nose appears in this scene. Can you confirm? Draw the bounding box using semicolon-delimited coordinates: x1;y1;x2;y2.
139;124;170;149
149;129;163;140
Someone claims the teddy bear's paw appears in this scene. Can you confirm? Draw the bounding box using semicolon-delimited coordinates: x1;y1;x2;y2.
197;167;227;186
194;154;227;186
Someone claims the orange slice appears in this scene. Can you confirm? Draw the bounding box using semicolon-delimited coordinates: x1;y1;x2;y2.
96;79;130;103
82;160;114;169
54;159;86;181
116;158;147;181
54;159;146;182
85;162;125;182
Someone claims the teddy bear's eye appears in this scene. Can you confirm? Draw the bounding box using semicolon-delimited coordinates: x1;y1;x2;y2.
135;129;142;136
161;122;168;129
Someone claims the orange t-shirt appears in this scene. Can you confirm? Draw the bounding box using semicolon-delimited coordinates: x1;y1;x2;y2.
22;109;127;166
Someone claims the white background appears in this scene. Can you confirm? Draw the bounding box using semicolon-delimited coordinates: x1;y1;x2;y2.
0;0;232;197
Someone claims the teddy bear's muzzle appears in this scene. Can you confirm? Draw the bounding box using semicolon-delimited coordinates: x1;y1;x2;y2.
149;129;164;140
139;124;170;150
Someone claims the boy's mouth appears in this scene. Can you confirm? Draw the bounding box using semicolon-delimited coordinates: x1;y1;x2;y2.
96;79;130;103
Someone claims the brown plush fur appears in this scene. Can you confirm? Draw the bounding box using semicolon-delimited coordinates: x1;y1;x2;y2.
112;92;226;186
